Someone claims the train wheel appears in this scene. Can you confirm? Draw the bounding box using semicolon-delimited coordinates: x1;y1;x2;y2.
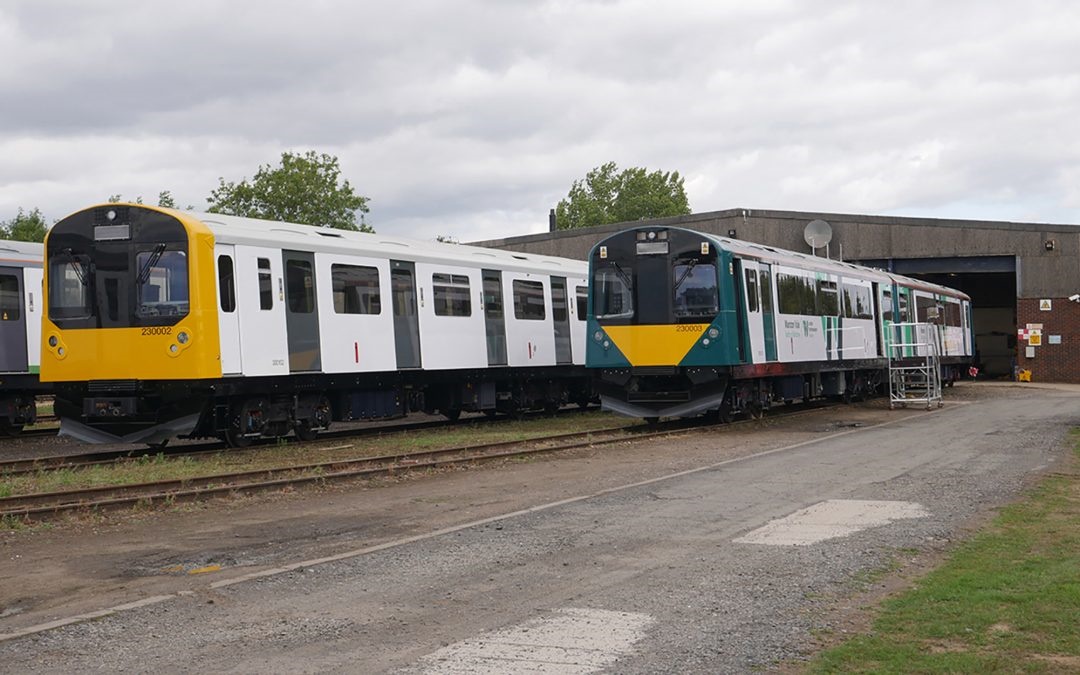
705;399;732;424
443;408;462;422
643;416;660;425
146;439;169;450
0;420;23;437
295;395;331;441
294;421;318;442
748;403;765;420
223;399;264;448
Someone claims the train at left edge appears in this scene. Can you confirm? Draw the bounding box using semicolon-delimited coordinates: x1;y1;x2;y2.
41;203;594;447
0;240;46;435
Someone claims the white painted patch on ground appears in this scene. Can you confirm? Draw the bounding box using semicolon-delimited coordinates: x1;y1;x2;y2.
418;607;654;674
733;499;931;546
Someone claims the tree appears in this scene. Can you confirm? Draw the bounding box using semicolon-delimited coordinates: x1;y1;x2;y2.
207;151;372;232
106;192;184;208
0;208;48;242
554;161;691;229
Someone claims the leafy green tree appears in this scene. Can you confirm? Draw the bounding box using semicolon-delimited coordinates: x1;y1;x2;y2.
554;161;691;229
0;207;48;242
106;192;181;208
207;151;372;232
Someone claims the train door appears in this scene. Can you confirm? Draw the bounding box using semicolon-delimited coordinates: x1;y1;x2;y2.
283;250;322;372
740;259;765;363
391;260;421;369
897;286;913;357
0;267;28;372
758;262;777;362
215;245;242;374
482;269;507;366
551;276;573;365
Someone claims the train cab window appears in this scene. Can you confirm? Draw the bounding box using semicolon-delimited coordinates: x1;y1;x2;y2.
513;280;546;320
673;260;718;320
575;285;588;321
897;293;909;322
286;259;315;313
432;273;471;317
0;274;19;321
135;248;189;318
258;258;273;310
744;269;759;312
333;264;381;315
218;255;236;313
882;289;893;322
48;252;91;320
593;265;633;319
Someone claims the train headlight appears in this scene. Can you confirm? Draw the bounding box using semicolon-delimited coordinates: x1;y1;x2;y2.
603;340;610;349
702;338;710;346
57;347;65;357
169;344;179;354
177;331;190;344
708;327;720;339
593;330;604;342
48;335;58;347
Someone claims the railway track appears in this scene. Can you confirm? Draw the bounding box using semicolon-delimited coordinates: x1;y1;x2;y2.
0;401;839;522
0;407;599;476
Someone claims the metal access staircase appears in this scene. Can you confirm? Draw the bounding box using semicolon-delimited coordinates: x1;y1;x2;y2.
886;322;943;410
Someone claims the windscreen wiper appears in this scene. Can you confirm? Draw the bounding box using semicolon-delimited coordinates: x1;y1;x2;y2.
673;258;698;292
61;248;88;285
136;243;167;285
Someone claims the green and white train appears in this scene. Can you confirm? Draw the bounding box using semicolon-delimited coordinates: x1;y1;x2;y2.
587;226;972;420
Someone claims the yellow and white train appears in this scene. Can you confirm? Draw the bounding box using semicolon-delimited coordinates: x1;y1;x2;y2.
42;204;592;446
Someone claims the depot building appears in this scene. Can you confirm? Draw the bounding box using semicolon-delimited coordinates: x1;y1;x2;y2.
474;208;1080;383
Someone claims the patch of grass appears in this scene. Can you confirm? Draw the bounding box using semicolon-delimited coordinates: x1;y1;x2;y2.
807;433;1080;673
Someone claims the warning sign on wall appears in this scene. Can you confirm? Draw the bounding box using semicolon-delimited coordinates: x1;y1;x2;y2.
1040;299;1052;311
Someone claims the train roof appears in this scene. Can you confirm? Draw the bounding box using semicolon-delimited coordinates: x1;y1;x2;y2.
181;210;589;276
598;225;970;302
0;239;43;266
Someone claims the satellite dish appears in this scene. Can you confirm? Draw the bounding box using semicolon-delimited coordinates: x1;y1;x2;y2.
803;219;833;250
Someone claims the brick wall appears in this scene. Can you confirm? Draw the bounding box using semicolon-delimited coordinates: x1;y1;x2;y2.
1016;297;1080;383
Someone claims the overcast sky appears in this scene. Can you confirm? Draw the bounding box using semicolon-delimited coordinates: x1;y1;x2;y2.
2;1;1078;242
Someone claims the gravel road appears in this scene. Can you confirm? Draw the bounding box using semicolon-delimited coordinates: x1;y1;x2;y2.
0;383;1074;673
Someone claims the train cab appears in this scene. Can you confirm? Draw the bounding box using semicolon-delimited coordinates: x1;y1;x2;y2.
587;227;741;419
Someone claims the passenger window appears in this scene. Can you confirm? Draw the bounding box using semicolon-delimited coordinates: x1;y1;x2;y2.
778;274;816;315
333;264;381;314
817;280;838;316
575;285;588;321
218;255;236;313
432;273;471;317
758;270;772;312
258;258;273;310
882;290;893;322
745;269;759;312
0;274;19;321
513;280;546;320
286;259;315;313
